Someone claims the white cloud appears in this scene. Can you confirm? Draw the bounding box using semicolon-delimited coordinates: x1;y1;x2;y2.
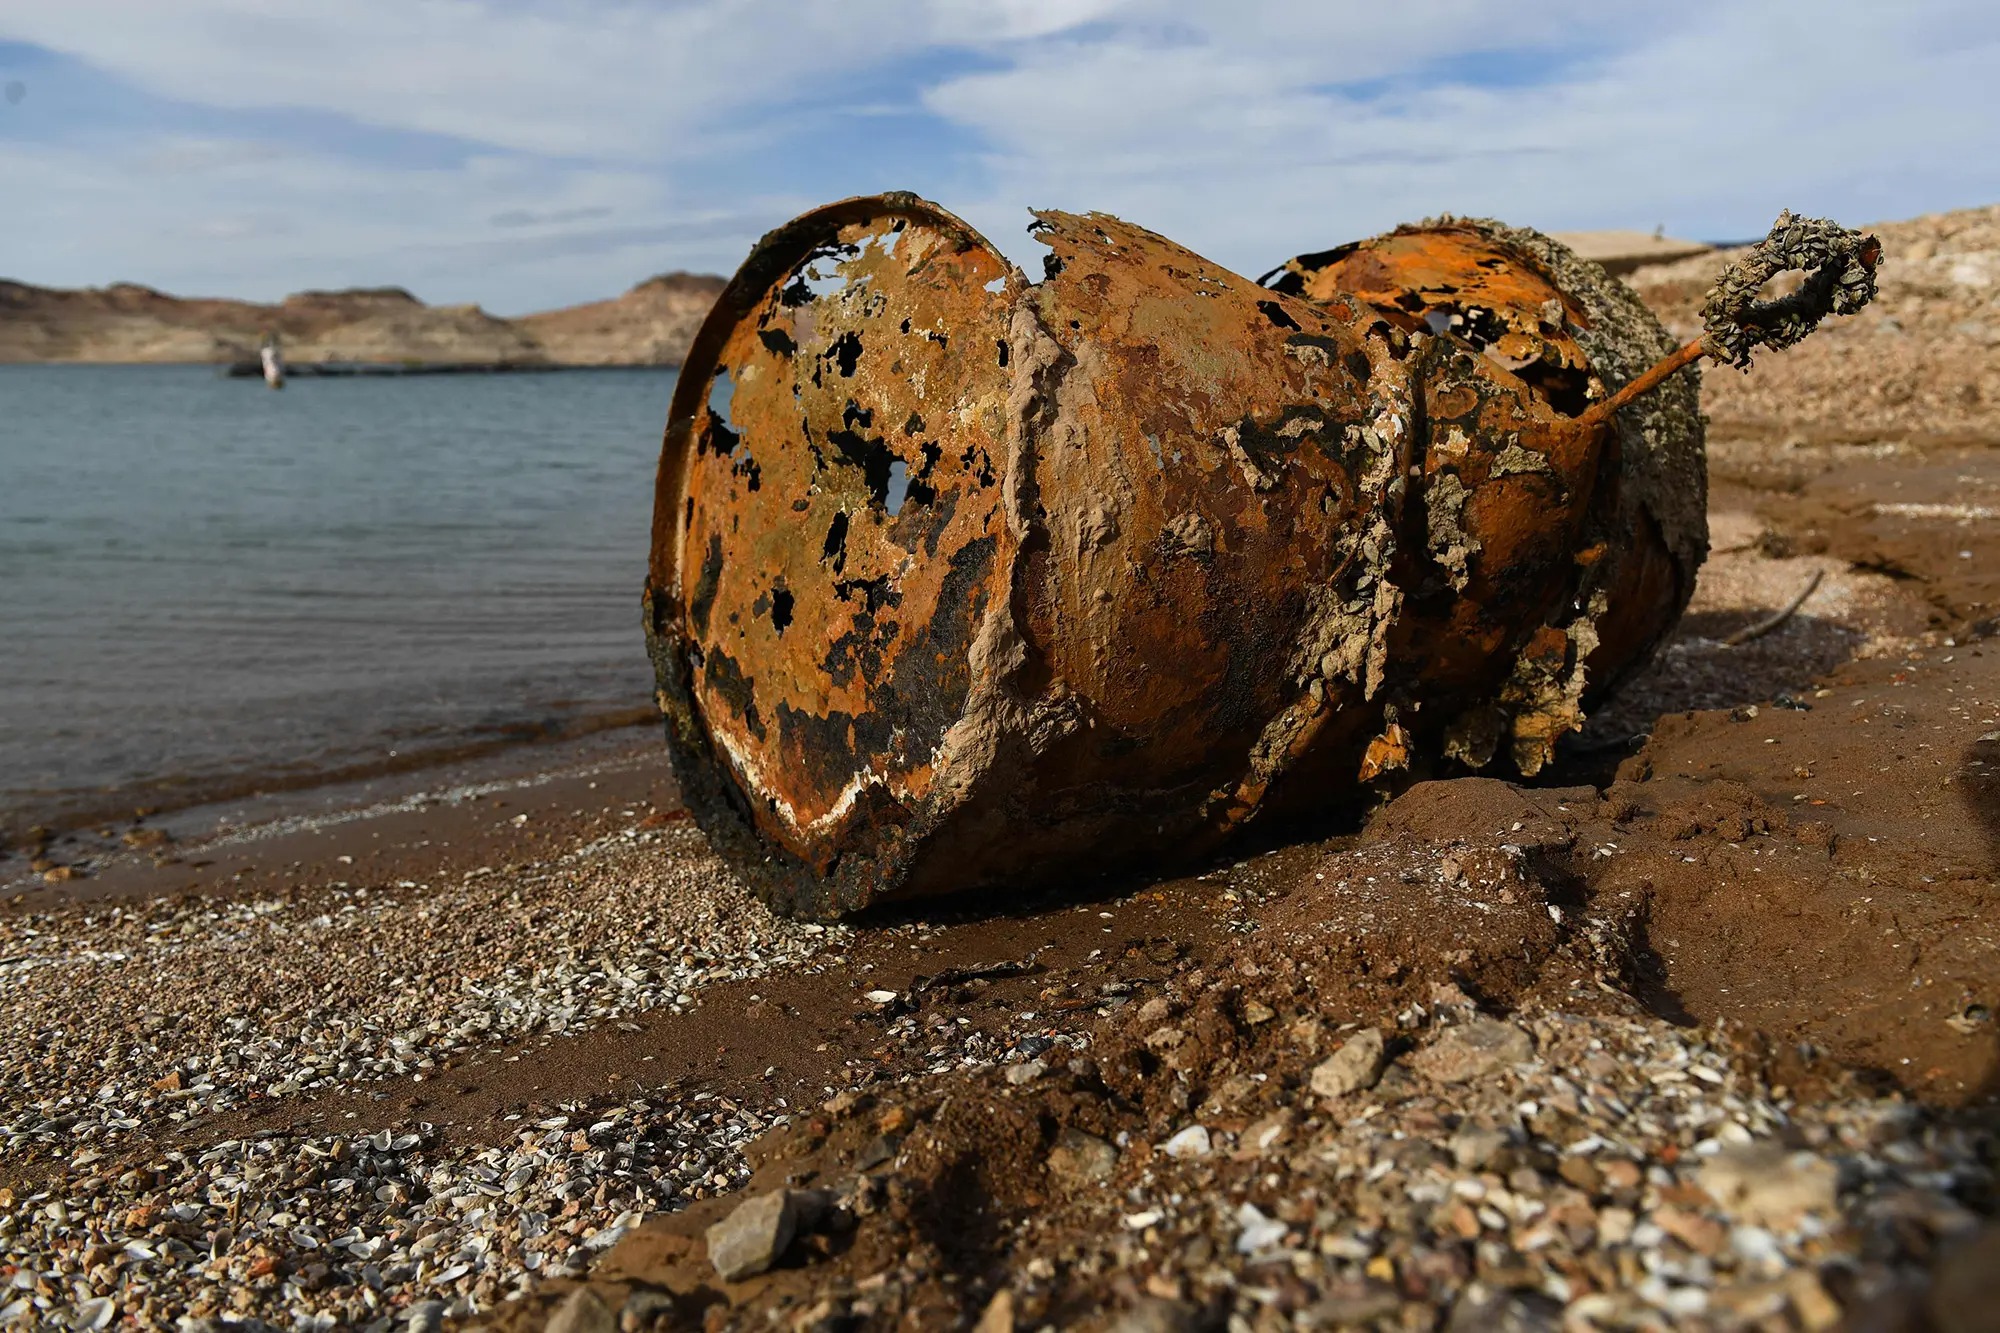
0;0;1123;161
1;0;1994;310
925;0;2000;273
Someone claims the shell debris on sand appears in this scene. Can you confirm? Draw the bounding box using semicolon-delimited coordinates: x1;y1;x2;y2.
0;824;843;1329
0;827;836;1161
0;810;1239;1330
0;1096;770;1331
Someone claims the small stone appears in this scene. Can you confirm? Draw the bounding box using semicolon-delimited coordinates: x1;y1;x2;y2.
1235;1202;1287;1254
1926;1225;2000;1333
1110;1298;1202;1333
619;1286;677;1332
1445;1283;1560;1332
1697;1144;1839;1226
402;1301;447;1333
1237;1110;1295;1158
1787;1269;1845;1332
1310;1027;1385;1098
1005;1060;1047;1085
1304;1284;1402;1326
1411;1019;1534;1084
1049;1127;1119;1183
1449;1127;1509;1171
1654;1204;1727;1255
1558;1156;1603;1193
1199;1072;1259;1114
546;1287;616;1333
1161;1125;1211;1159
972;1288;1016;1333
1242;999;1275;1025
1597;1207;1636;1245
853;1133;899;1171
705;1190;799;1281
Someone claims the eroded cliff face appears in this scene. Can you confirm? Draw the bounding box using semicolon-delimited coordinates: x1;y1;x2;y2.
0;271;726;366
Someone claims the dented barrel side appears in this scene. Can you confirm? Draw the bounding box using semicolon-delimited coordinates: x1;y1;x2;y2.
896;212;1424;895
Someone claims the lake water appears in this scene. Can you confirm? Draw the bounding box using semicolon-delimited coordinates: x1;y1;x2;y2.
0;365;678;834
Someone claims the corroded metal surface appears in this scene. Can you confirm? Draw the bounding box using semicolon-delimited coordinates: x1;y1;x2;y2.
1267;220;1709;770
648;196;1704;917
647;196;1022;913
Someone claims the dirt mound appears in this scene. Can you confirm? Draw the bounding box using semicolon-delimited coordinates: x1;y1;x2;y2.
477;735;2000;1329
1626;203;2000;444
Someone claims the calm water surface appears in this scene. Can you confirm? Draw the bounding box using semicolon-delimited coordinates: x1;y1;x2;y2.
0;365;677;831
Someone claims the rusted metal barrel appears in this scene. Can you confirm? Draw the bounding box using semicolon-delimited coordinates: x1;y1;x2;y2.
645;194;1814;917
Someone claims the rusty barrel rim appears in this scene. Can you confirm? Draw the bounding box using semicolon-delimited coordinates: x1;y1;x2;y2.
647;193;1025;918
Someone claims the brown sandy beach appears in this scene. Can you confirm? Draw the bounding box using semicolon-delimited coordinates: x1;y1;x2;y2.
3;207;1999;1332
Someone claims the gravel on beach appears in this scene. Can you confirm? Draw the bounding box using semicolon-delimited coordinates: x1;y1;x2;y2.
1;825;837;1165
0;824;840;1330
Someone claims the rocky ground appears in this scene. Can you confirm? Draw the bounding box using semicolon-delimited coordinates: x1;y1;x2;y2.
3;206;1999;1331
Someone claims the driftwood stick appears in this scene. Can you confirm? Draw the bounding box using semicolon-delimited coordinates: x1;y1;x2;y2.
1722;569;1824;647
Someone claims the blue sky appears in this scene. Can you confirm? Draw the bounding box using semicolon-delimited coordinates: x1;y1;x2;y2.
2;0;1996;314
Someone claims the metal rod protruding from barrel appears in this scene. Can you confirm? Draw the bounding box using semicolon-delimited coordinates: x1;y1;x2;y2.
1583;210;1882;426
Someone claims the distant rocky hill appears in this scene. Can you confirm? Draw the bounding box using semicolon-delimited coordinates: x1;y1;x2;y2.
0;271;726;367
513;272;726;367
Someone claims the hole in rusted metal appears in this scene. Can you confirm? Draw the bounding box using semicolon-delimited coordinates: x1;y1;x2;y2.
707;368;736;426
886;459;910;515
1514;364;1593;417
821;512;849;573
831;331;862;378
1257;300;1301;331
771;586;794;635
828;403;896;508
